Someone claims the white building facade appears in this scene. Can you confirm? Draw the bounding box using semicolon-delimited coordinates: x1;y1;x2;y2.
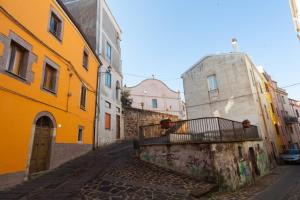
125;79;186;119
63;0;124;146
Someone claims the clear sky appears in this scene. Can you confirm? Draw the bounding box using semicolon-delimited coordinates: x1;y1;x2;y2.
107;0;300;100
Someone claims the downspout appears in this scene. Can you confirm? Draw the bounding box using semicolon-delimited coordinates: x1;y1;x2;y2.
93;63;102;150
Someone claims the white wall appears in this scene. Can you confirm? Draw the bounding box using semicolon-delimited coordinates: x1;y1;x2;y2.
125;79;186;119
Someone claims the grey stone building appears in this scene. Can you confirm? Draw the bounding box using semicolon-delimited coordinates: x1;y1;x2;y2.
181;52;280;158
62;0;124;146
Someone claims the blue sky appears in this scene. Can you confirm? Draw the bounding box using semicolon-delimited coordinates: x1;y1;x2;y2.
107;0;300;100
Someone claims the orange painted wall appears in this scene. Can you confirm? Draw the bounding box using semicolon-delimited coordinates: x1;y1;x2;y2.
0;0;100;174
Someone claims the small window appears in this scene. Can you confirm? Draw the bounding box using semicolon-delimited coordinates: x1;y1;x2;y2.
275;124;280;135
49;11;63;40
282;96;285;104
105;72;111;88
238;146;243;159
77;126;83;143
43;63;58;93
105;42;112;63
80;85;87;110
270;103;275;113
264;105;269;119
296;110;299;117
82;49;89;69
105;113;111;130
116;107;121;113
290;126;294;134
7;40;28;79
264;82;269;93
105;101;111;108
152;99;158;108
207;75;218;91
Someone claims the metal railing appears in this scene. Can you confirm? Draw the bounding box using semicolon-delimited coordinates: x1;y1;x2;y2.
139;117;260;145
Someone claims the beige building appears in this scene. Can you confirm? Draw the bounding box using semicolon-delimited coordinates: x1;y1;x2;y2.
62;0;124;145
289;0;300;40
124;79;186;119
181;51;284;157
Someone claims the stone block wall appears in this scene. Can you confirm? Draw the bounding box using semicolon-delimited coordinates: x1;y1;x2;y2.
124;107;178;139
140;140;270;191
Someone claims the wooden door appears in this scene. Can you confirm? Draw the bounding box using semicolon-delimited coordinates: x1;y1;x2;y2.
29;117;52;174
116;115;120;139
249;147;260;176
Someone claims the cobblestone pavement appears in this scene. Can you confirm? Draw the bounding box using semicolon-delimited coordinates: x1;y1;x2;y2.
0;142;214;200
79;157;215;200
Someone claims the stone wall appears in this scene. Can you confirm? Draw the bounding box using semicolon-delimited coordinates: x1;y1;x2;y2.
124;107;178;139
140;140;270;191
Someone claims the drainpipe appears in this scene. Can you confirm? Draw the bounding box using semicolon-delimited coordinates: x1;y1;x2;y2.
93;63;102;150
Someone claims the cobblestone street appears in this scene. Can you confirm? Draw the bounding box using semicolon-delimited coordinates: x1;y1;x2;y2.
0;142;215;200
1;141;300;200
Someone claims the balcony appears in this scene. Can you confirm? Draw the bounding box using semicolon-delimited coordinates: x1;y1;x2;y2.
138;117;260;145
285;116;299;124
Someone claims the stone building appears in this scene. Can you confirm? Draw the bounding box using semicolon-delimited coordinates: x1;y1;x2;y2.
124;78;186;119
288;99;300;148
62;0;124;146
181;51;284;158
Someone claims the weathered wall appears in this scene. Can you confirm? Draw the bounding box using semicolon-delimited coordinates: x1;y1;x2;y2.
124;107;178;139
140;140;269;191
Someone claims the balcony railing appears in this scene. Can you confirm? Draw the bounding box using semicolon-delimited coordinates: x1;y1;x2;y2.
284;116;299;124
138;117;260;145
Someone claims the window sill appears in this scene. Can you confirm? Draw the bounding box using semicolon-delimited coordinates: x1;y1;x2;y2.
77;141;83;144
80;106;86;111
82;65;89;71
42;87;57;96
5;70;28;83
49;30;62;42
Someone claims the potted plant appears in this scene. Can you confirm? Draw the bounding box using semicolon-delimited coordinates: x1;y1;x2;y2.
242;119;251;128
160;118;172;129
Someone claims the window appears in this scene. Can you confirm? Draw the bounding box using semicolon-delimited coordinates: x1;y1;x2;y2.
7;40;28;79
80;85;87;110
264;105;269;119
105;113;111;130
296;110;299;117
116;107;121;113
290;126;294;134
105;72;111;87
105;101;111;108
43;63;58;93
207;75;218;91
152;99;158;108
77;126;83;143
49;10;63;40
105;42;112;63
282;96;285;104
264;82;269;93
82;49;89;69
270;103;275;113
275;124;280;135
238;146;243;159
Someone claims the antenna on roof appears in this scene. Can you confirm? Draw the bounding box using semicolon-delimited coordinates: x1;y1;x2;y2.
231;38;239;52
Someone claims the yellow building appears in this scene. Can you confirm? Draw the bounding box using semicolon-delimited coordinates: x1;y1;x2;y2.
0;0;101;188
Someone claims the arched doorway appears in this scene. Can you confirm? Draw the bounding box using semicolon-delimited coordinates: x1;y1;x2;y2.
29;115;54;174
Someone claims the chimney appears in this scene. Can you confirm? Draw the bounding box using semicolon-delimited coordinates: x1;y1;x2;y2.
231;38;239;52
